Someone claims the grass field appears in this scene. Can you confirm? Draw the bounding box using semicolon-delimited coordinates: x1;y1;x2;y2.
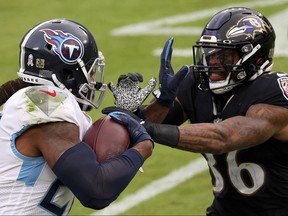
1;0;288;215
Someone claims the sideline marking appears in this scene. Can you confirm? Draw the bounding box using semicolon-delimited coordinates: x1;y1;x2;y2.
91;157;208;215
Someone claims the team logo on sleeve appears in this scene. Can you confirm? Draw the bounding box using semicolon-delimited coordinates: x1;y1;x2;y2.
41;29;84;64
277;77;288;100
226;16;271;39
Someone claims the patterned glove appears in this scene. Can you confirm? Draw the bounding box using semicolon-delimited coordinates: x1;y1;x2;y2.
108;73;156;112
155;37;190;107
108;111;153;147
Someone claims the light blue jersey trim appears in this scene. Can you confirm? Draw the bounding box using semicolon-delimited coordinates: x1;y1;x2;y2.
11;126;46;187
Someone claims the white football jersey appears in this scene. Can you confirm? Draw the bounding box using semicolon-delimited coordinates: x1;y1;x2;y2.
0;86;92;215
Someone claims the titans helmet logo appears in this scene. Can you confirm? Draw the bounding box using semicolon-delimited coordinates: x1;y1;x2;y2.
41;29;84;64
226;16;271;39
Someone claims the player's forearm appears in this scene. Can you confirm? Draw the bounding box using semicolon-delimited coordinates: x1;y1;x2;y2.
177;123;230;154
132;140;153;161
144;122;180;148
177;115;277;154
142;99;170;123
145;122;231;154
53;142;144;210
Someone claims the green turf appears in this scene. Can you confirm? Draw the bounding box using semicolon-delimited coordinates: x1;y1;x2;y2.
1;0;288;215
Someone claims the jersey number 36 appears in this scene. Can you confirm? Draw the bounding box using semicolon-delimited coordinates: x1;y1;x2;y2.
205;150;265;195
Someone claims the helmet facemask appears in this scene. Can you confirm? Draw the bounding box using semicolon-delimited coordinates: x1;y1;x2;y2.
77;51;107;111
193;39;247;94
51;51;107;111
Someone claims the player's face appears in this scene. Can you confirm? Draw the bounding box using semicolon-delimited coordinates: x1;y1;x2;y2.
207;48;240;81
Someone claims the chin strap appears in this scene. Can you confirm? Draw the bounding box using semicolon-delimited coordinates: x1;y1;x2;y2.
241;44;261;63
51;73;90;109
248;60;272;81
51;74;68;91
210;44;267;94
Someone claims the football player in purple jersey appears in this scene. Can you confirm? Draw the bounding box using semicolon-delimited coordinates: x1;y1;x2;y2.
105;7;288;216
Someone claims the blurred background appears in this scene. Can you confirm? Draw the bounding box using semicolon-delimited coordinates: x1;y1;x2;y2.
1;0;288;215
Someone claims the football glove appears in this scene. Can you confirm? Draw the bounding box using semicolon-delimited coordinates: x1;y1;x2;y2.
108;111;153;147
155;37;190;107
104;108;178;148
108;72;156;112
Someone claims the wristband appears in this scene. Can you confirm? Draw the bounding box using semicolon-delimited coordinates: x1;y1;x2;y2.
144;121;179;148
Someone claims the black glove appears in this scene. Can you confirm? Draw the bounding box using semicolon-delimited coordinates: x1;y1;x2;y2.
156;37;190;107
108;111;153;147
143;120;179;148
108;72;156;112
117;73;143;83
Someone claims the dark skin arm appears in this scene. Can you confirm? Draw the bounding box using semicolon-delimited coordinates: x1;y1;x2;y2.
144;102;288;155
178;103;288;154
143;98;180;123
16;122;153;168
15;122;78;167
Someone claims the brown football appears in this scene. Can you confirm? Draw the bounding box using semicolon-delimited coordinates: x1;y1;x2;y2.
83;115;130;163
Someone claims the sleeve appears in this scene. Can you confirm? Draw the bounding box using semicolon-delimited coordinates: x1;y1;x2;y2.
162;100;186;125
52;142;144;210
243;72;288;108
272;73;288;108
176;71;200;123
2;86;91;138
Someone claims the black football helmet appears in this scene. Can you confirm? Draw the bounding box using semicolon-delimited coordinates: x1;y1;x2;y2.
17;18;106;111
192;7;275;94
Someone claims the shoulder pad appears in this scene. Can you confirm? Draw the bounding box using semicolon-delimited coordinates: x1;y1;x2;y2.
25;86;69;116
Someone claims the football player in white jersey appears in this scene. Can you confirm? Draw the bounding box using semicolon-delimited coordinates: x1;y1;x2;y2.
0;19;154;215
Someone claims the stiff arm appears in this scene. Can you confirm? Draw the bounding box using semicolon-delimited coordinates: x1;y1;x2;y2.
178;103;288;154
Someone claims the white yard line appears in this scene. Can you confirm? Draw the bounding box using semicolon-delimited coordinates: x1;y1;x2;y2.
91;157;208;216
270;9;288;57
111;0;288;58
111;0;288;36
152;9;288;58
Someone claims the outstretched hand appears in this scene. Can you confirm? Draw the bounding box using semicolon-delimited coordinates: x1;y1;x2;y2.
108;73;156;112
157;37;190;107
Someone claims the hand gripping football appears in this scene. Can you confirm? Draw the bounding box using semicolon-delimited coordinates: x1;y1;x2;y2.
83;115;130;163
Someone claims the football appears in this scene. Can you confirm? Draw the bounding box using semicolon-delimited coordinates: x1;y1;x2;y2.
83;115;130;163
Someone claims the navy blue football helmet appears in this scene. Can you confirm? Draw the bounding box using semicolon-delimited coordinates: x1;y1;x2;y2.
17;18;106;111
193;7;275;94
